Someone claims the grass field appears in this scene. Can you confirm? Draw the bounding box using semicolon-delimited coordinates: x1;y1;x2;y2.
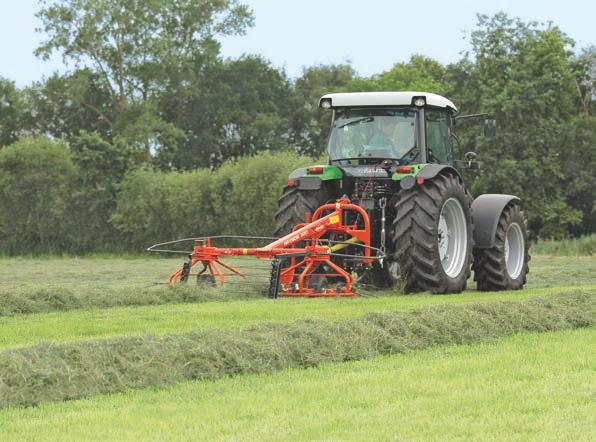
0;253;593;439
1;328;593;441
0;254;594;316
0;254;594;350
0;285;591;351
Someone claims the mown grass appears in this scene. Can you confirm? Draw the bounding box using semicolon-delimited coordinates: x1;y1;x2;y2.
0;292;592;408
0;327;593;441
533;234;595;256
0;255;594;316
1;285;593;351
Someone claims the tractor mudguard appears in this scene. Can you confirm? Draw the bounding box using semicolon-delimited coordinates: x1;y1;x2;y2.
472;194;520;248
417;164;462;180
289;167;308;180
289;165;343;190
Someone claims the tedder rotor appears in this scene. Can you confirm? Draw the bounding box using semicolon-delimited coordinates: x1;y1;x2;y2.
148;199;383;297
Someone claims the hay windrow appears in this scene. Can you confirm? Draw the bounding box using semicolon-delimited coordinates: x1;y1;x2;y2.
0;290;593;408
0;284;265;317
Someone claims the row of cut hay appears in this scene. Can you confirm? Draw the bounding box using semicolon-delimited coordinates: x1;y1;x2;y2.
0;283;267;317
0;290;593;408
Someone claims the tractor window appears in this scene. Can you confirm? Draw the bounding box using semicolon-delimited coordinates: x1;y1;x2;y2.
425;110;453;164
328;108;418;162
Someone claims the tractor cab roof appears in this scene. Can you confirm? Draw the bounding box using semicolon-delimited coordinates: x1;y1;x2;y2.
319;91;457;111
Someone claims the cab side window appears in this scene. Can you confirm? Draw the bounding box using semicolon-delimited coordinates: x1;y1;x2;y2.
425;110;453;164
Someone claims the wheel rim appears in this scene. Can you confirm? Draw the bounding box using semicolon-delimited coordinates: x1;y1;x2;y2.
505;222;524;279
438;197;468;278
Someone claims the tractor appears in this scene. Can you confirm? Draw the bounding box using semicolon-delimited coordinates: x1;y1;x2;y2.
274;92;530;294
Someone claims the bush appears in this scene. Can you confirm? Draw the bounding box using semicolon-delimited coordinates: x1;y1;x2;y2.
0;138;77;254
0;290;592;408
113;151;311;249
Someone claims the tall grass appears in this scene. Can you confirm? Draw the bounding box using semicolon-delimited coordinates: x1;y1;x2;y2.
532;234;595;256
0;291;592;409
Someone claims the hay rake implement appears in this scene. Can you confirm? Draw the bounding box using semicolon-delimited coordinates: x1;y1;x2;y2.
148;199;383;297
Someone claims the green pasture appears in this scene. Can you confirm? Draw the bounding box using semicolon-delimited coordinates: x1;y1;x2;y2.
0;285;592;351
0;254;594;350
0;254;594;317
1;328;593;441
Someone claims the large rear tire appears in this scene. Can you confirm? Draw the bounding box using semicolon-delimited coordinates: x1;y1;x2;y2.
391;173;473;294
472;202;530;291
274;185;336;237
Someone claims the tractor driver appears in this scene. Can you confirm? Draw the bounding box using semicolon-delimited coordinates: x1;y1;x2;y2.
368;117;396;149
368;116;415;159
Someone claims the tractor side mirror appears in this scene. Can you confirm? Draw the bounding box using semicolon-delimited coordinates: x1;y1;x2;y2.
465;151;477;162
484;119;497;138
454;151;480;171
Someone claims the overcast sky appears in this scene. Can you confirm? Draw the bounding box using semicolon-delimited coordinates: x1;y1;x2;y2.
0;0;594;87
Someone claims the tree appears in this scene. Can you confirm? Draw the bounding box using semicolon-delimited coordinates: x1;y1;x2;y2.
454;13;583;237
572;46;595;116
347;55;446;93
0;78;24;147
157;56;293;169
20;70;113;140
35;0;254;156
290;64;355;157
36;0;253;107
69;132;145;249
0;138;77;254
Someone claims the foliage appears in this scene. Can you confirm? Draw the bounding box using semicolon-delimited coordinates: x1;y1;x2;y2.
36;0;253;106
0;78;24;147
0;9;593;245
69;132;146;249
35;0;254;157
532;234;596;256
451;13;589;237
112;151;311;248
289;64;355;157
347;55;446;94
19;70;113;140
0;138;77;254
0;291;592;408
159;56;294;169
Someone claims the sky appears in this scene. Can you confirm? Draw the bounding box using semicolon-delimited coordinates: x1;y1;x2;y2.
0;0;594;87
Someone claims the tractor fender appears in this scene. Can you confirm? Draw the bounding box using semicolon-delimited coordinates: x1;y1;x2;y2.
287;167;323;190
417;164;462;180
472;194;520;248
289;167;308;180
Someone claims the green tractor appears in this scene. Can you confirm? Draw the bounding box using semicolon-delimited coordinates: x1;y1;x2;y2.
275;92;529;293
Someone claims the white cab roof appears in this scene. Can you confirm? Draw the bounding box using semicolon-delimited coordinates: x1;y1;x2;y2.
319;91;457;111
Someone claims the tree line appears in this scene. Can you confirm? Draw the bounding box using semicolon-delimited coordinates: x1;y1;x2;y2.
0;1;594;254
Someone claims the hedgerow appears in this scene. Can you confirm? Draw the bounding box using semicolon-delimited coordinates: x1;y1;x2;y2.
0;290;592;408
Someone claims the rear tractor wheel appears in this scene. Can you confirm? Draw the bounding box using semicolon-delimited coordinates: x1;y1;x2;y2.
390;173;473;294
274;185;335;236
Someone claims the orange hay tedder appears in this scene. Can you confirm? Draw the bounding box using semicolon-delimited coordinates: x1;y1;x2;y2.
148;199;383;298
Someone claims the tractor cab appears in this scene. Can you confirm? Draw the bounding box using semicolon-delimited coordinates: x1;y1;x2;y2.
321;92;456;167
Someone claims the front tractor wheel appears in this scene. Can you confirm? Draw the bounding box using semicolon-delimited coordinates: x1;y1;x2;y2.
473;203;530;291
391;173;473;294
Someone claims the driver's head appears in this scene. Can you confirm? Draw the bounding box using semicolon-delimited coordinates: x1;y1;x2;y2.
379;117;395;136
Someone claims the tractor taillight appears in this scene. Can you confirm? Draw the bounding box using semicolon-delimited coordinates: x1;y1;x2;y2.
396;166;412;174
287;178;297;186
308;166;324;174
